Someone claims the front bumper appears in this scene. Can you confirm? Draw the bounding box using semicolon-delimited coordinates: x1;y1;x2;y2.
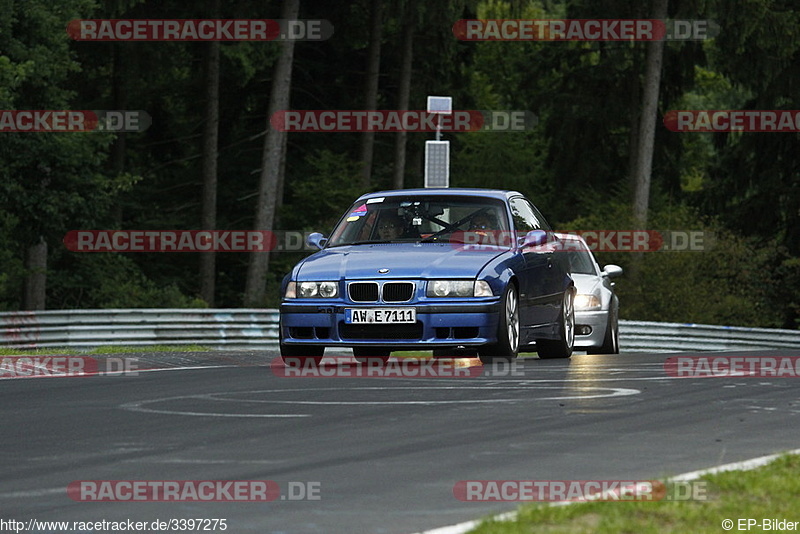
280;299;501;349
573;309;610;348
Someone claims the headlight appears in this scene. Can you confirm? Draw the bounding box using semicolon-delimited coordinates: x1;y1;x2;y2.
427;280;493;297
574;293;601;310
318;281;338;298
298;282;319;298
291;281;339;298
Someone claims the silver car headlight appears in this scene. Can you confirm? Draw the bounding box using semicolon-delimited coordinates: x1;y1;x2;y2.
574;293;601;311
427;280;493;297
289;281;339;298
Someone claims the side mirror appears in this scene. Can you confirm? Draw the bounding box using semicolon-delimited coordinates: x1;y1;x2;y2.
306;232;328;250
519;229;548;248
602;264;623;278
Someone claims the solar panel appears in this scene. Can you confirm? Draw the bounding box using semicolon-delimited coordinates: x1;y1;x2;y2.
424;141;449;188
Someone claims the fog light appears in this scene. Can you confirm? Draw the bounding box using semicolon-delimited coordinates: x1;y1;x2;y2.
576;325;592;336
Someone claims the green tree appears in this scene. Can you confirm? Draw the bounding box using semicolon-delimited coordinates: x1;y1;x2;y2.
0;0;118;309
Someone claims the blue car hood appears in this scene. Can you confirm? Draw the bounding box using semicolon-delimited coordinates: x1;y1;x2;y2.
296;243;507;280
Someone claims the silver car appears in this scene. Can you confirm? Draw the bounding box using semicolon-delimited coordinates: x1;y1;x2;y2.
555;233;622;354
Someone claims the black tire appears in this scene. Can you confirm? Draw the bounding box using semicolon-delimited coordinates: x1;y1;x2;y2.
595;308;619;354
353;347;390;365
280;344;324;367
537;290;574;359
478;284;520;364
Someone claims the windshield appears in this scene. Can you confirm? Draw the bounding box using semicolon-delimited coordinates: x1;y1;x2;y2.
327;195;510;247
562;241;599;275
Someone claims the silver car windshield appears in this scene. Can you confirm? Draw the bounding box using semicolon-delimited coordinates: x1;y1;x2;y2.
327;196;510;247
564;246;599;275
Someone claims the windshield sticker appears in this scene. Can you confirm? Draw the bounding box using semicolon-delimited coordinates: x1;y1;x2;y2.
366;197;385;204
348;203;368;218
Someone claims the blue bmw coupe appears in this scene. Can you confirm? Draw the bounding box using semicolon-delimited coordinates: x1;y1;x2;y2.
279;189;575;365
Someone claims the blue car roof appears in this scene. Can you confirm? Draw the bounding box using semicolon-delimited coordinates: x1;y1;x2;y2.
356;188;522;201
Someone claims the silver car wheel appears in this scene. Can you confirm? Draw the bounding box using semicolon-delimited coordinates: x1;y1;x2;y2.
564;290;574;351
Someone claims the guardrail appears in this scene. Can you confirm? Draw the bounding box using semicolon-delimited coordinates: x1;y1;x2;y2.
619;321;800;352
1;309;798;353
0;309;279;351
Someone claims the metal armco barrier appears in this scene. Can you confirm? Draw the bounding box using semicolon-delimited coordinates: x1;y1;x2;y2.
1;309;798;352
0;309;279;351
619;320;800;352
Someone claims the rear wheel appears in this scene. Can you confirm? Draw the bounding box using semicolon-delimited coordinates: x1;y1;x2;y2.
537;290;574;359
478;284;520;364
353;347;390;365
595;308;619;354
280;344;324;367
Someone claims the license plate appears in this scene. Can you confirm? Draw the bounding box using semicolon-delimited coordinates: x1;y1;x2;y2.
345;308;416;324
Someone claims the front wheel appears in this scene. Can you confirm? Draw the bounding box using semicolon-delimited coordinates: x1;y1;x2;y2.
280;344;324;367
478;284;520;364
595;308;619;354
536;290;574;359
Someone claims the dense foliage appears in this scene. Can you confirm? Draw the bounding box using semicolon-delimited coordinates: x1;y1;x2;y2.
0;0;798;328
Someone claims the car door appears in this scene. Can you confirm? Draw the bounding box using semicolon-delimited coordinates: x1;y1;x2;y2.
528;200;570;321
509;197;564;338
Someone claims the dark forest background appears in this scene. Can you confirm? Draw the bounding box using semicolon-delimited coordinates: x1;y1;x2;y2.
1;0;799;328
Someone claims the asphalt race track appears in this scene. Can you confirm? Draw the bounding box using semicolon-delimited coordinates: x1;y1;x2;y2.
2;350;799;533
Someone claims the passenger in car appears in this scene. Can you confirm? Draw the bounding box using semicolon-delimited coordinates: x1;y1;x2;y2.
378;211;421;241
467;212;502;244
377;213;406;241
469;213;497;231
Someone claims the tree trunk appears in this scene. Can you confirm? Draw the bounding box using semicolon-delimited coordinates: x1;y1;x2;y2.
244;0;300;307
276;128;288;209
23;237;47;311
632;0;668;227
358;0;383;187
199;13;221;307
392;0;416;190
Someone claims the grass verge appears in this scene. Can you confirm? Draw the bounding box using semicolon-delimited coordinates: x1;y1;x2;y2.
466;454;800;534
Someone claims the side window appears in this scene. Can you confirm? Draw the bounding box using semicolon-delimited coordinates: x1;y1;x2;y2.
528;203;552;231
509;197;543;232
